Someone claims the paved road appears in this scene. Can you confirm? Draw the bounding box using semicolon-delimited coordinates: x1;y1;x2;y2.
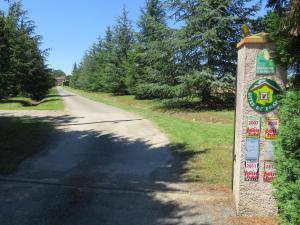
0;88;234;225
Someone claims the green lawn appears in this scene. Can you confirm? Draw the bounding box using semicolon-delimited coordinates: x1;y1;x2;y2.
64;87;234;187
0;88;64;110
0;117;53;174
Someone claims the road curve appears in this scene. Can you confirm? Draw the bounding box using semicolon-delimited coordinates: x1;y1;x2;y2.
0;87;234;225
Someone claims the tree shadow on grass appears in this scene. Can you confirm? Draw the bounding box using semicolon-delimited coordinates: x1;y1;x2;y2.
0;99;35;107
0;114;234;225
156;97;235;112
169;143;210;183
0;90;71;107
0;98;61;107
38;98;61;105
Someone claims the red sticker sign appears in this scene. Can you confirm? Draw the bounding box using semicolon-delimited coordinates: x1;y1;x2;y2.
264;162;275;182
245;161;259;181
265;118;279;140
247;117;261;138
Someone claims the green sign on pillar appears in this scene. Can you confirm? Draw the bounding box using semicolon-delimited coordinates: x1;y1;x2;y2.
256;49;275;74
247;78;282;113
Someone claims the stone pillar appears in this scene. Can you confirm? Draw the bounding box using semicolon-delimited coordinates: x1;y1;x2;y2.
233;33;287;216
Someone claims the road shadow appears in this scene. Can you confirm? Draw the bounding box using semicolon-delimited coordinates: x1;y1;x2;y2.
5;114;209;185
61;119;143;126
169;143;211;183
47;94;75;98
0;113;234;225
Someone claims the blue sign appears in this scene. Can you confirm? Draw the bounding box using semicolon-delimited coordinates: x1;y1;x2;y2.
246;138;260;160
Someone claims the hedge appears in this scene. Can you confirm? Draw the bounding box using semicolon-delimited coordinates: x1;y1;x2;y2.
274;91;300;225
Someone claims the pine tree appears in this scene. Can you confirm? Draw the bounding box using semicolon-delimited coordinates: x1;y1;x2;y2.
83;41;104;91
7;1;52;100
100;26;120;92
0;1;52;100
135;0;177;99
70;63;79;88
166;0;259;103
169;0;259;77
108;7;135;95
115;7;134;60
0;10;14;98
138;0;167;43
267;0;300;84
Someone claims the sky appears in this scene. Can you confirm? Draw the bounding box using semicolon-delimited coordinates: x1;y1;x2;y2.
0;0;268;75
1;0;146;75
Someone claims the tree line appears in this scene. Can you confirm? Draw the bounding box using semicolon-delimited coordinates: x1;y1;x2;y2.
70;0;264;107
0;0;53;101
70;0;300;105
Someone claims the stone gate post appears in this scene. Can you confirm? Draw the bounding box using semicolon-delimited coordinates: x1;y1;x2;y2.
233;33;287;215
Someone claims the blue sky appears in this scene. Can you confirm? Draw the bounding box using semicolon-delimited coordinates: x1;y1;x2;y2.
0;0;268;75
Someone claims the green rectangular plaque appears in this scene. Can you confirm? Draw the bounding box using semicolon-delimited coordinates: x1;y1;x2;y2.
256;49;275;74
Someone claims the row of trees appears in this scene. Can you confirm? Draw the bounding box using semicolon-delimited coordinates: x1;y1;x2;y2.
70;0;262;106
0;1;53;100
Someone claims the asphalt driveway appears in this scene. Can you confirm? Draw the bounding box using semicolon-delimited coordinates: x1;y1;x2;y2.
0;87;234;225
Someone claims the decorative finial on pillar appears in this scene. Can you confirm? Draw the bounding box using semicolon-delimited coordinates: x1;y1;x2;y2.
241;24;251;38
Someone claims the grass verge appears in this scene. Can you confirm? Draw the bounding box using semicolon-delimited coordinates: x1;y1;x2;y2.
0;88;64;110
64;87;234;187
0;117;53;174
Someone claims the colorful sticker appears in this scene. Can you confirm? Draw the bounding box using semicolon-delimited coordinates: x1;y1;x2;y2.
247;78;282;113
245;138;260;160
264;161;276;182
245;160;259;181
265;118;279;140
247;116;261;138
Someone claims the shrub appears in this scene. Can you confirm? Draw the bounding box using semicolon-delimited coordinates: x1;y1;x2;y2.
178;69;215;103
274;91;300;225
135;84;174;99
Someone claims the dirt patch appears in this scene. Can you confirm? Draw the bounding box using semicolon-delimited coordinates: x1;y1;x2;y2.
227;216;278;225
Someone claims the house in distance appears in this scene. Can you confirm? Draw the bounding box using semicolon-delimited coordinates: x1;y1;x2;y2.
55;76;66;86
